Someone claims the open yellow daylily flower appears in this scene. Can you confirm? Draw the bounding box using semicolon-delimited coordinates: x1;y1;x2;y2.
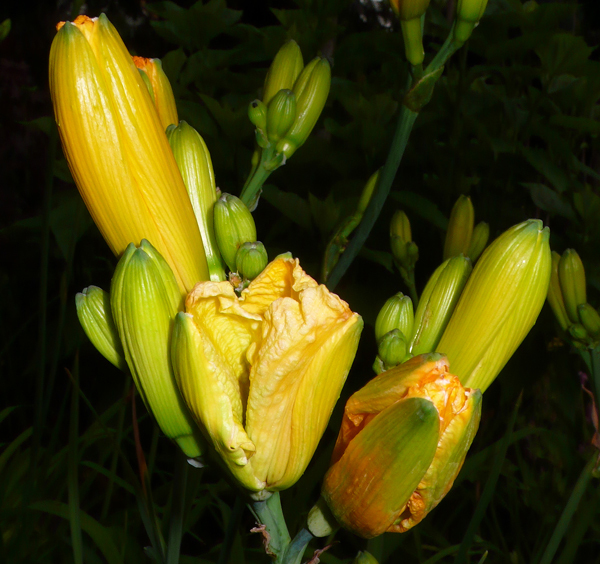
49;14;208;293
171;256;363;492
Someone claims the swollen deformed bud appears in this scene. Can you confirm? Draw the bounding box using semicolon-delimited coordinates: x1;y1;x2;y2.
236;241;268;280
578;304;600;339
375;292;414;342
444;195;474;260
466;221;489;263
409;255;472;356
389;0;432;66
276;57;331;159
248;99;268;131
558;249;587;325
454;0;490;44
547;251;570;331
262;40;304;106
76;286;127;372
266;89;297;144
390;210;418;272
110;239;204;458
378;329;409;369
213;193;258;272
167;121;226;281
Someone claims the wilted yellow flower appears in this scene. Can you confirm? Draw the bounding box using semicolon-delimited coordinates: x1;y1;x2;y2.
49;14;208;294
171;256;363;492
322;354;481;538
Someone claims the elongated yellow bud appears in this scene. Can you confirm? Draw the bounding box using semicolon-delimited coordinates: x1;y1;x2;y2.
444;195;474;260
547;251;570;331
262;40;304;106
76;286;127;372
558;249;587;324
410;255;472;356
436;220;551;392
111;239;204;458
454;0;490;44
166;121;225;281
133;56;178;130
390;210;418;272
375;292;414;342
467;221;489;263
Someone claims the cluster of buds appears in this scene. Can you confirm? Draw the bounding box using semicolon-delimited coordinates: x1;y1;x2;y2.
444;195;489;263
548;249;600;348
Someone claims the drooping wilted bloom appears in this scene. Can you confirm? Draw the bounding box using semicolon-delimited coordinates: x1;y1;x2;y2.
49;14;208;294
171;256;363;492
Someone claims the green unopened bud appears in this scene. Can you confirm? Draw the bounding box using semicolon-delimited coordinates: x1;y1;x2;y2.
547;251;570;331
307;496;338;538
214;193;257;272
454;0;489;44
357;170;381;216
436;220;551;392
353;552;379;564
248;99;268;131
277;57;331;159
578;304;600;338
569;323;588;342
236;241;268;280
389;0;431;20
390;210;418;271
444;195;474;260
389;1;431;66
263;40;304;106
167;121;226;281
110;240;204;458
378;329;409;368
266;89;297;144
375;292;414;342
558;249;587;324
410;255;472;356
467;221;489;263
76;286;127;372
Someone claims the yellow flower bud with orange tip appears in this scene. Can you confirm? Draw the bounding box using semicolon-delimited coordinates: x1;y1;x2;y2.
389;0;432;66
322;354;481;538
49;14;208;294
171;256;363;492
436;220;551;392
133;56;178;131
443;195;474;260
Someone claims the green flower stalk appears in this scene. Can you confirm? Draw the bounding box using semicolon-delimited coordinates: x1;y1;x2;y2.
167;121;226;281
436;220;551;392
75;285;127;372
444;195;474;260
111;239;204;459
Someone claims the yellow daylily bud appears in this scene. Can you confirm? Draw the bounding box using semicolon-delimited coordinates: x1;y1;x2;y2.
75;286;127;372
266;89;297;144
409;255;472;356
166;121;225;282
111;239;204;458
558;249;587;325
466;221;489;263
454;0;490;44
436;220;551;392
389;1;431;66
49;15;208;294
390;210;418;271
213;193;257;272
378;329;409;369
276;57;331;159
171;257;363;492
547;251;570;331
444;195;474;260
236;241;268;280
262;40;304;107
132;56;178;130
578;303;600;339
375;292;414;342
322;354;481;538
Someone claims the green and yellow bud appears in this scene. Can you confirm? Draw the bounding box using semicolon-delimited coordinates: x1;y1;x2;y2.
444;195;474;260
390;210;418;271
569;323;588;343
262;40;304;106
389;1;431;66
213;193;257;272
307;497;337;538
276;57;331;159
357;170;381;216
578;304;600;339
49;15;208;294
133;56;178;131
167;121;226;282
375;292;414;342
353;552;380;564
558;249;587;325
378;329;409;369
248;99;268;131
110;240;204;458
266;89;297;144
171;257;363;492
467;221;489;263
75;286;127;372
436;220;551;392
236;241;268;280
410;255;472;356
322;354;481;538
547;251;570;331
454;0;489;44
